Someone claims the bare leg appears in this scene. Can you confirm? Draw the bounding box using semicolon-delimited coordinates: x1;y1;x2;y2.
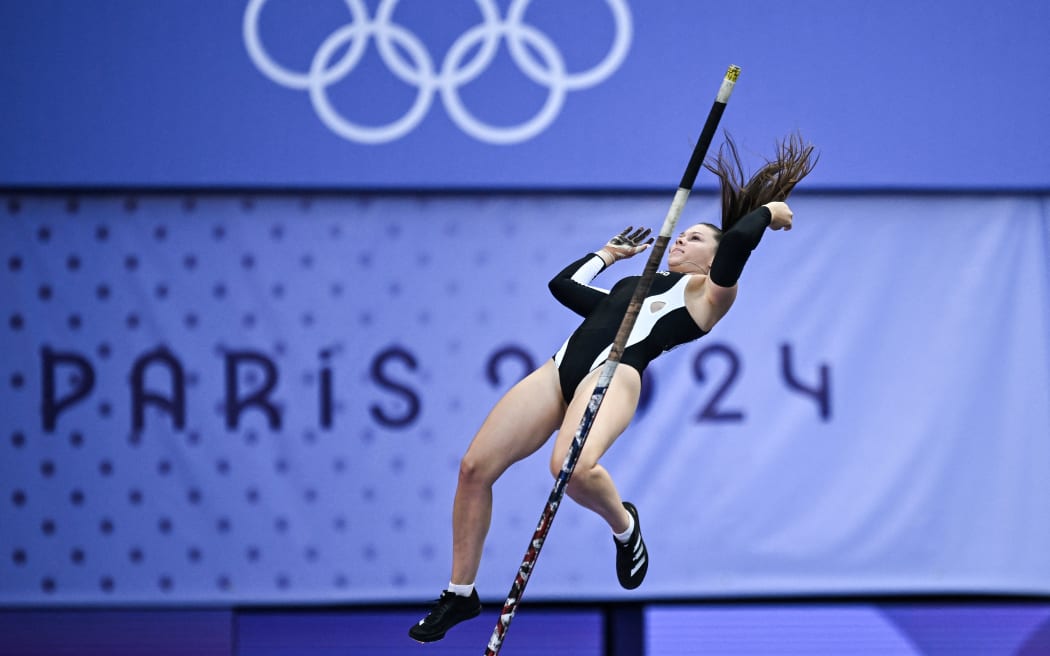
450;360;565;585
549;365;642;533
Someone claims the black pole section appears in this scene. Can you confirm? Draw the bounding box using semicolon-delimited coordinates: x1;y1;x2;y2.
679;66;739;190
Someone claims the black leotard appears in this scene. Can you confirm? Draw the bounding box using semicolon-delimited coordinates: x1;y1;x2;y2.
548;254;707;403
546;207;773;403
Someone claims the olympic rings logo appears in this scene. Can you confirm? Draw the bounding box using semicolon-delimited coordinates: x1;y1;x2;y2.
243;0;632;145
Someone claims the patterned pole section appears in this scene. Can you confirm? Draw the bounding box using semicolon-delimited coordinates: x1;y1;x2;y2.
484;65;741;656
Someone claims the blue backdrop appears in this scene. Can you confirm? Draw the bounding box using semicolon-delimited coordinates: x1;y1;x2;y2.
1;0;1049;189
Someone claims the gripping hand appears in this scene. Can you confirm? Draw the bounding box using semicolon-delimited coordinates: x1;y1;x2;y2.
603;227;654;261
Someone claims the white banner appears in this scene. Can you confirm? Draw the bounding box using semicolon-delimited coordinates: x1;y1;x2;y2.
1;192;1047;603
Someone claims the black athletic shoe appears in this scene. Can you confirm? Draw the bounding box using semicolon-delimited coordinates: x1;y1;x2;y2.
615;501;648;589
408;589;482;643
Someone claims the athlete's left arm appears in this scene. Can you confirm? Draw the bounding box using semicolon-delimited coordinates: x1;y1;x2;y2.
704;202;793;311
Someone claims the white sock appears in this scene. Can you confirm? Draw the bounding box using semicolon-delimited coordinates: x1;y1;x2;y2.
447;581;474;597
613;512;635;544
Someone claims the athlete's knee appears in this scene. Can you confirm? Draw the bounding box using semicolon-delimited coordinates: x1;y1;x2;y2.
549;450;574;480
458;455;487;486
556;458;600;492
459;452;499;488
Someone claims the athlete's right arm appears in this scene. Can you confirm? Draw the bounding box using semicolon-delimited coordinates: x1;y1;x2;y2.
549;227;651;317
548;253;610;317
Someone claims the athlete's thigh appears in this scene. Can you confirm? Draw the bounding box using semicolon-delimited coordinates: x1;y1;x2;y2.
551;364;641;469
464;359;567;478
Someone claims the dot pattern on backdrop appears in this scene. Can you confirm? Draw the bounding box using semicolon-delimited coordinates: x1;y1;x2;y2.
0;192;671;604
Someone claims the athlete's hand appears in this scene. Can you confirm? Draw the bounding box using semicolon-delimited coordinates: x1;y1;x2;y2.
602;226;653;261
765;201;793;231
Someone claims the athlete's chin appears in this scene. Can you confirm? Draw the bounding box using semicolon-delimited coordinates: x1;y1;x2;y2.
669;261;707;275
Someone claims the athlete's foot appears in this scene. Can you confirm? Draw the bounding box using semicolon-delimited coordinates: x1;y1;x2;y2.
408;589;482;643
615;501;648;589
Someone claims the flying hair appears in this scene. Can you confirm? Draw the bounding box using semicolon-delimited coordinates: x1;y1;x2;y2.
704;132;819;232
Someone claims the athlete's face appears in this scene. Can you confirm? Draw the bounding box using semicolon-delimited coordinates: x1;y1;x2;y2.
668;223;720;274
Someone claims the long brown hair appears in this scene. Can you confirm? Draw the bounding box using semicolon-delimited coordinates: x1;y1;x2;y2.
705;132;819;232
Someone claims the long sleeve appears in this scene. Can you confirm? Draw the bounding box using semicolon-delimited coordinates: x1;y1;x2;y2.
709;206;772;287
548;253;610;317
